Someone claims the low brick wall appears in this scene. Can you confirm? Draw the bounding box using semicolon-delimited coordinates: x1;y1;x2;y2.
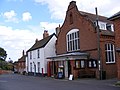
0;70;12;74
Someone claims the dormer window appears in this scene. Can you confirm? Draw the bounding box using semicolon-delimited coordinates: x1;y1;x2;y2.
94;21;114;32
106;24;114;32
98;21;107;30
66;29;80;52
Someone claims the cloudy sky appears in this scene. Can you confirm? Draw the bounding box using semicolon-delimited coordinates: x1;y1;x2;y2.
0;0;120;61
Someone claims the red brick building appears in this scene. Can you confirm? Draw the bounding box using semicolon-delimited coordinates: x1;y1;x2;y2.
17;50;26;74
108;11;120;79
47;1;117;79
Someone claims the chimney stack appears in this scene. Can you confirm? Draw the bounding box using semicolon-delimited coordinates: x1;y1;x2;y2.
43;30;49;38
35;38;38;43
56;24;60;36
22;50;25;56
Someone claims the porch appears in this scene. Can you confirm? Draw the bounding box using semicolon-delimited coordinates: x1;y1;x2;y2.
47;52;98;79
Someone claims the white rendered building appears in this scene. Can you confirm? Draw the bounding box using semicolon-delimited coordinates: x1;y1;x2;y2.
26;31;57;76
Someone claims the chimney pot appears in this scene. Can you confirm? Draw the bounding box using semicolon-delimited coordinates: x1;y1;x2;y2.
43;30;49;38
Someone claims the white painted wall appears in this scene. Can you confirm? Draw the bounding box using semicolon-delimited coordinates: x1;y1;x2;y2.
44;36;57;73
25;56;28;73
27;35;57;74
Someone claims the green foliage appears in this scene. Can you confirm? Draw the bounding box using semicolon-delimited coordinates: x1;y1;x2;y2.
0;47;7;61
0;60;13;70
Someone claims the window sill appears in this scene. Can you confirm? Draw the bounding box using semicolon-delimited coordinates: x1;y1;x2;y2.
106;62;116;64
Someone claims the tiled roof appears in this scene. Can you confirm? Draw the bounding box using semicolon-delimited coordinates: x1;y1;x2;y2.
79;11;114;36
108;11;120;20
80;11;112;24
101;30;114;36
18;55;26;62
27;33;56;52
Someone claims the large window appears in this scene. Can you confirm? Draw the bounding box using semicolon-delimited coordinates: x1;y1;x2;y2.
67;29;80;52
105;43;115;63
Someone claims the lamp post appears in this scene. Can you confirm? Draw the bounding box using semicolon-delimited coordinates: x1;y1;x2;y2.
95;7;102;80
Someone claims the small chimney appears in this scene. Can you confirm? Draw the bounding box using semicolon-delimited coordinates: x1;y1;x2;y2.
67;1;77;11
56;24;60;36
43;30;49;38
35;38;38;43
70;1;76;5
22;50;25;56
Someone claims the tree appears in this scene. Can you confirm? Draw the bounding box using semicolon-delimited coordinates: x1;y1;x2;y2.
0;47;7;61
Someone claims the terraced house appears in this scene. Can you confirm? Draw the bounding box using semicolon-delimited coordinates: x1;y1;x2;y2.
47;1;117;79
26;30;57;76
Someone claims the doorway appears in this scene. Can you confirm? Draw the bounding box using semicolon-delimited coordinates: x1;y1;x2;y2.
68;61;71;77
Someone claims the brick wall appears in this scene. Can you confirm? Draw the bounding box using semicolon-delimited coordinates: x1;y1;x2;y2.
56;1;97;55
114;18;120;79
55;1;117;79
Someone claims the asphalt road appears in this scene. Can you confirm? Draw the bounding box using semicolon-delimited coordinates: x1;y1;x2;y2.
0;74;119;90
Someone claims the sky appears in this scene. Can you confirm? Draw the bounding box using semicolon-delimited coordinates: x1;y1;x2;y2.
0;0;120;62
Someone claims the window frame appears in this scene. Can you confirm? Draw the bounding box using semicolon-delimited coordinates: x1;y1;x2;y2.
37;62;40;73
37;49;40;58
98;21;107;30
87;60;97;68
105;43;115;64
30;62;32;72
30;51;32;59
66;29;80;52
75;60;85;69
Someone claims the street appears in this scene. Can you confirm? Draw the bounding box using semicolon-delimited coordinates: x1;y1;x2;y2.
0;74;119;90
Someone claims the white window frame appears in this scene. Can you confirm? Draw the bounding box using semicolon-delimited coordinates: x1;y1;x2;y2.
106;24;114;32
98;21;107;30
75;61;80;68
105;43;115;64
80;60;85;68
66;29;80;52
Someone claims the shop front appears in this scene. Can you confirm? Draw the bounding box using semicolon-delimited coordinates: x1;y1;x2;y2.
47;52;97;79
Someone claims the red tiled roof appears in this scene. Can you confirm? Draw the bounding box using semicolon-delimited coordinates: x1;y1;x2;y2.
79;11;114;36
79;11;113;24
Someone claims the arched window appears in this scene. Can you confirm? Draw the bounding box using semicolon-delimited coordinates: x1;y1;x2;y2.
66;29;80;52
105;43;115;63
